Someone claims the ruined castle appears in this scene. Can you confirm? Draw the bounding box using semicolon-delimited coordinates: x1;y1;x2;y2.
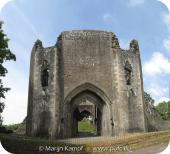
26;30;159;139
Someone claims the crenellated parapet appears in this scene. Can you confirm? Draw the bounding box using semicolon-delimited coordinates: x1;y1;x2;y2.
129;39;139;53
111;34;120;49
33;39;43;50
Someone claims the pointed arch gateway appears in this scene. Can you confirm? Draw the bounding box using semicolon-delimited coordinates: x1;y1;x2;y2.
62;83;113;138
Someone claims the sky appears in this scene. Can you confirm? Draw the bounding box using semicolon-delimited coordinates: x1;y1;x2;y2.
0;0;170;124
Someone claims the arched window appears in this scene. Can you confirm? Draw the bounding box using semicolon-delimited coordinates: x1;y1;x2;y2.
124;61;132;85
41;60;49;88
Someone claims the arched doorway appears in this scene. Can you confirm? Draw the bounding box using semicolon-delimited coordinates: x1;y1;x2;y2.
72;99;102;137
63;83;113;138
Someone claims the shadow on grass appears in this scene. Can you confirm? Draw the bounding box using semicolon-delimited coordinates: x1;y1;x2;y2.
0;133;91;154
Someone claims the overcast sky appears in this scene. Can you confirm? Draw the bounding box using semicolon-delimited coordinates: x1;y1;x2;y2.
0;0;170;124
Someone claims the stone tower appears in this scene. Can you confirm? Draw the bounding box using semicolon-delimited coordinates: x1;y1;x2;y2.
26;30;146;139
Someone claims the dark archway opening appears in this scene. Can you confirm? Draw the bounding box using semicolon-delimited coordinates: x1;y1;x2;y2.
72;100;102;137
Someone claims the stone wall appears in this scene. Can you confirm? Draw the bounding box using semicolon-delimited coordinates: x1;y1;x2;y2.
144;101;170;131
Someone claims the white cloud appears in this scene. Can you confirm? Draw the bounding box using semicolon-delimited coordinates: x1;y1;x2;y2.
163;13;170;31
163;38;170;52
127;0;145;7
0;0;12;12
158;0;170;12
147;83;168;97
143;52;170;76
158;97;169;102
146;82;169;105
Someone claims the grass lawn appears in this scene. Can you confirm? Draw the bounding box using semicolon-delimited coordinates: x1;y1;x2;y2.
78;121;95;133
0;130;169;154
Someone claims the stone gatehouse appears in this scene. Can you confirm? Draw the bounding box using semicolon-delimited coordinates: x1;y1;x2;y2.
26;30;147;139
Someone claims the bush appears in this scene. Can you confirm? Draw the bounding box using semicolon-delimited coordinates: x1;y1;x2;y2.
155;101;170;121
4;123;21;132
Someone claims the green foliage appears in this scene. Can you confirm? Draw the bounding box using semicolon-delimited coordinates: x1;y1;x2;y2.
0;21;16;77
144;91;155;106
155;101;170;121
4;123;21;131
0;21;16;125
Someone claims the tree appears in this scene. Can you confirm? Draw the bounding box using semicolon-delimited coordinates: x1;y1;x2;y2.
155;101;170;121
144;91;155;106
0;21;16;126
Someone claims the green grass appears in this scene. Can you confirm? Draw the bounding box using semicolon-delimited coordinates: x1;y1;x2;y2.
78;121;94;133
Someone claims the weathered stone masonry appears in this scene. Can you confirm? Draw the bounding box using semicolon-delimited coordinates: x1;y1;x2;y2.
26;30;147;139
